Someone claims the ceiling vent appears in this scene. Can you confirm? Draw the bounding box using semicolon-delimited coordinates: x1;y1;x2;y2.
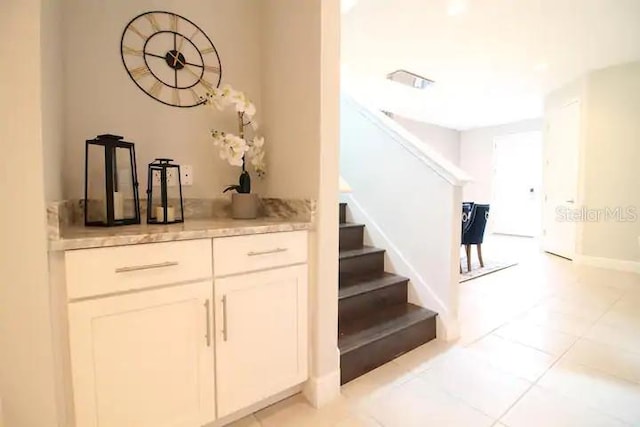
387;69;434;89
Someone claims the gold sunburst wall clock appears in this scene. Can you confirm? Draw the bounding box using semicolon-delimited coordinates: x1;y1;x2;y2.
120;11;222;108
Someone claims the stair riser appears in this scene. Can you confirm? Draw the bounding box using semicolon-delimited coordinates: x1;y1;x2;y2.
339;203;347;224
339;252;384;283
340;317;437;384
339;226;364;251
339;282;408;323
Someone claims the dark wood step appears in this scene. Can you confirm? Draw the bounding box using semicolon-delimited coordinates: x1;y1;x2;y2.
339;303;437;384
339;273;409;323
339;223;365;251
339;246;385;282
339;202;347;224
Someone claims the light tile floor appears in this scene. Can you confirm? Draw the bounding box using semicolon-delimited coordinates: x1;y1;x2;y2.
230;236;640;426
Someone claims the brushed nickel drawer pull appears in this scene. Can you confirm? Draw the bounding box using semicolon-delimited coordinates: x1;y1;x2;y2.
204;299;211;347
115;261;179;273
247;248;288;257
222;295;228;342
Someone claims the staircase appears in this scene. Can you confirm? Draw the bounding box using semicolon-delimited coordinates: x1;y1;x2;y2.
338;202;438;384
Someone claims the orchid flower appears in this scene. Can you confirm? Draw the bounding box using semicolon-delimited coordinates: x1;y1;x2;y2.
205;85;266;177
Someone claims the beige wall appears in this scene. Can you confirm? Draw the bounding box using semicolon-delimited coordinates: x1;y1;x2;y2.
260;1;321;199
581;62;640;262
261;0;341;404
545;62;640;264
41;0;64;201
0;1;60;426
393;115;461;165
62;0;263;199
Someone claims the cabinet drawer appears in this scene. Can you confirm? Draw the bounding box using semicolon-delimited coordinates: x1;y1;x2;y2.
65;239;213;299
213;231;307;277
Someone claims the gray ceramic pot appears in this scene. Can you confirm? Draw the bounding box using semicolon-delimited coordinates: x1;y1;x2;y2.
231;193;259;219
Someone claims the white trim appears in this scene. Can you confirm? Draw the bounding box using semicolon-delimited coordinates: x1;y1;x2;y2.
575;255;640;274
344;194;460;338
302;369;341;408
342;92;472;187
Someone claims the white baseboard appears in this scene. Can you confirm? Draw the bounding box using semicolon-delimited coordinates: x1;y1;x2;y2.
436;315;460;342
575;255;640;274
303;370;341;408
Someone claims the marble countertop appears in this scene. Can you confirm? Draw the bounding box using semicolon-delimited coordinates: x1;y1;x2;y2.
49;218;312;251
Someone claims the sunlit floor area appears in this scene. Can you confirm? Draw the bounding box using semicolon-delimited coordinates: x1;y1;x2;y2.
230;245;640;426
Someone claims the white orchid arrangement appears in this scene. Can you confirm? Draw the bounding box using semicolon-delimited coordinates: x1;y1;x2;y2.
204;84;266;194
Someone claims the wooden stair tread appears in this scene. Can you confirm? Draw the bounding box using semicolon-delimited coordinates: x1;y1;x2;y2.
337;202;438;383
339;246;385;260
339;303;437;354
339;272;409;300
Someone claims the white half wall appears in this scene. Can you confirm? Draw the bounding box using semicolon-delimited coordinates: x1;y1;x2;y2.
341;93;470;340
459;118;543;203
393;115;461;166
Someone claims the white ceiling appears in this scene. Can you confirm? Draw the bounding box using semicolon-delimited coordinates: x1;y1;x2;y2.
341;0;640;130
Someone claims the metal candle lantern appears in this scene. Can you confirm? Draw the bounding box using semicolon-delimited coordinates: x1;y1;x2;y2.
146;159;184;224
84;134;141;226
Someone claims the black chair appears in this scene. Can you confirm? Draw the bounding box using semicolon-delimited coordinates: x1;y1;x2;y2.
462;204;490;272
460;203;475;273
462;202;475;235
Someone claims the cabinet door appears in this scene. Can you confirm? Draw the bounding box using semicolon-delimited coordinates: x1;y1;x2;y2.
68;281;215;427
214;265;308;417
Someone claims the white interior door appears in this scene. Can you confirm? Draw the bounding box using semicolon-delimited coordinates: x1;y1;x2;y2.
543;101;580;259
492;131;542;237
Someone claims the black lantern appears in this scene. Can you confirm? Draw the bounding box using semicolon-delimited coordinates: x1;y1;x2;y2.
146;159;185;224
84;134;141;226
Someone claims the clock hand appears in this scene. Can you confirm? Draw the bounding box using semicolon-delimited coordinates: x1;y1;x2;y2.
174;35;186;67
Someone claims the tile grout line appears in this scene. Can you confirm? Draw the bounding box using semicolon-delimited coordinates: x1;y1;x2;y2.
491;282;629;426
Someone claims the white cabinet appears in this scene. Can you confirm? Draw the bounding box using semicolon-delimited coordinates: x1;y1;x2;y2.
62;232;309;426
68;281;215;427
214;265;308;417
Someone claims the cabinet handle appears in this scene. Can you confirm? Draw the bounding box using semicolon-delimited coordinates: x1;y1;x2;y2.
115;261;179;273
204;299;211;347
222;295;228;342
247;248;288;257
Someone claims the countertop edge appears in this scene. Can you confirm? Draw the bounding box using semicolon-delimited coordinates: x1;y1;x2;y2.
49;222;313;251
